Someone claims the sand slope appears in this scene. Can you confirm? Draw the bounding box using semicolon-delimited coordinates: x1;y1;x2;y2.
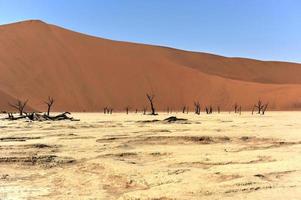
0;20;301;111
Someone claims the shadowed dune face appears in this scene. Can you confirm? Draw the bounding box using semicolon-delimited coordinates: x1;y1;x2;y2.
0;20;301;112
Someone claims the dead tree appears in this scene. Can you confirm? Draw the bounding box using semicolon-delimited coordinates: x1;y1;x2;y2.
254;100;268;115
254;100;264;114
42;112;75;121
135;109;138;113
217;106;220;114
44;96;55;116
104;107;113;114
262;103;268;115
234;103;238;113
142;107;147;115
6;112;27;120
104;107;108;114
205;106;213;114
182;106;186;114
125;106;130;114
9;99;28;116
239;106;242;115
205;107;209;114
194;102;200;115
146;94;156;115
6;110;78;121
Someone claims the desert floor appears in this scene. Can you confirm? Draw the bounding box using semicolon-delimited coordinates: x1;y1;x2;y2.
0;112;300;200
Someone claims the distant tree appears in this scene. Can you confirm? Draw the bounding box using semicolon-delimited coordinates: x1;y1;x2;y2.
255;100;264;114
194;102;200;115
234;103;238;113
146;94;156;115
104;107;108;114
209;106;213;114
44;96;55;116
142;107;147;115
125;106;130;114
205;106;213;114
217;106;220;114
253;100;268;115
182;106;187;114
9;99;28;116
262;103;268;115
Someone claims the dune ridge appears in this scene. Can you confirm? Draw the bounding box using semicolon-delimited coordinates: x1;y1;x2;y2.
0;20;301;112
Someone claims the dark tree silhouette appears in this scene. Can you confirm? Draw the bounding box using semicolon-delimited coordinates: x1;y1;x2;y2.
104;107;108;114
205;106;211;114
146;94;156;115
205;106;213;114
44;96;55;116
234;103;238;113
142;107;147;115
262;103;268;115
125;106;130;114
9;99;28;116
103;107;113;114
194;102;200;115
6;99;77;121
217;106;220;114
255;100;264;114
182;106;187;114
253;100;268;115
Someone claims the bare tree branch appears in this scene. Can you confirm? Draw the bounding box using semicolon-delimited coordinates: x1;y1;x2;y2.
146;94;156;115
44;96;55;116
8;99;28;116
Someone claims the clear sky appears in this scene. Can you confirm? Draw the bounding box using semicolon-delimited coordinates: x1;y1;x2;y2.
0;0;300;63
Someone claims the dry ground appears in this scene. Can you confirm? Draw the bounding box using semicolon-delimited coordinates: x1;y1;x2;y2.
0;112;300;199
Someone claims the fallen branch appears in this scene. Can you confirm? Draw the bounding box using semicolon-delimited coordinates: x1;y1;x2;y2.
6;112;79;121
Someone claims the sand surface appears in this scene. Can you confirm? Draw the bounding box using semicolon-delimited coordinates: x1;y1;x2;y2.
0;112;300;199
1;20;301;111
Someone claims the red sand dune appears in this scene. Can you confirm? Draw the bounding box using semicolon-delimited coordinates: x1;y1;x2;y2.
0;20;301;112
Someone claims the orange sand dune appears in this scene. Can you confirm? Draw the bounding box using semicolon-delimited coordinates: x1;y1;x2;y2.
0;20;300;112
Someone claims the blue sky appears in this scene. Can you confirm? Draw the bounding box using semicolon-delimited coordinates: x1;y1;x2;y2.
0;0;300;63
